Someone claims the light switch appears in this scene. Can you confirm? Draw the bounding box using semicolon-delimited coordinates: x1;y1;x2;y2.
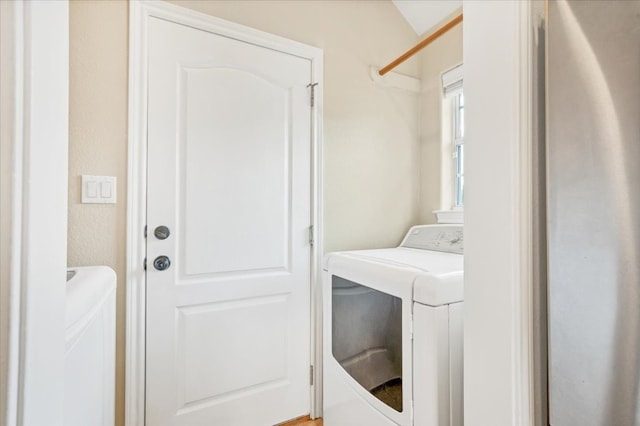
82;175;117;204
87;181;98;198
100;181;112;198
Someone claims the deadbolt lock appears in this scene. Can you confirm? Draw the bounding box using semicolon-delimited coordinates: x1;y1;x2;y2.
154;226;170;240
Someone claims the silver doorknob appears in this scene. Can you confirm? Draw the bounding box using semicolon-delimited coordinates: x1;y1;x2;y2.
154;225;170;240
153;255;171;271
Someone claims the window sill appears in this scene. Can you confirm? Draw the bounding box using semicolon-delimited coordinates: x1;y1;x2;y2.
433;209;464;224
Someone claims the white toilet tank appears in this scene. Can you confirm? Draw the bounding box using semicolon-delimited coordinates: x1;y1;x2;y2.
65;266;116;426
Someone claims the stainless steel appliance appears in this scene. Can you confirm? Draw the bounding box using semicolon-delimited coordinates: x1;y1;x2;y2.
547;1;640;425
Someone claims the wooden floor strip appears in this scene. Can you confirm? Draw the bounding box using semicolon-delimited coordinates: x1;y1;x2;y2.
295;420;322;426
276;415;323;426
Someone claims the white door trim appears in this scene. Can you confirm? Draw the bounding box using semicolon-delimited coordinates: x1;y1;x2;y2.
1;5;23;423
126;2;324;425
463;1;535;425
1;1;69;425
514;2;535;424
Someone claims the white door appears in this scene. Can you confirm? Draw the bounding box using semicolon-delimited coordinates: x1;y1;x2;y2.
146;16;312;426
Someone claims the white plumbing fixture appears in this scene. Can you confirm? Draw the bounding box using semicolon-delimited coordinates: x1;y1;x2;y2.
65;266;116;426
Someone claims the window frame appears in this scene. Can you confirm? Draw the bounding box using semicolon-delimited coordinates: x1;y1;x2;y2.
434;64;464;224
452;91;464;209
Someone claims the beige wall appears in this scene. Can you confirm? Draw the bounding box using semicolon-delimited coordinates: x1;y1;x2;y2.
68;1;420;425
418;21;463;223
68;0;128;423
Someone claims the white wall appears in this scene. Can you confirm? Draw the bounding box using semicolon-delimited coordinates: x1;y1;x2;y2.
0;1;69;425
463;1;532;425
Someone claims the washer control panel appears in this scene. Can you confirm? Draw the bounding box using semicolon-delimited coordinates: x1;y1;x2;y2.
400;224;464;254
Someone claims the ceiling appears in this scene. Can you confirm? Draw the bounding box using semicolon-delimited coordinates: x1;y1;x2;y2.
392;0;461;36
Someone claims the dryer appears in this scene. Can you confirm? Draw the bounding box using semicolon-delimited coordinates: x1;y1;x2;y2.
323;224;464;426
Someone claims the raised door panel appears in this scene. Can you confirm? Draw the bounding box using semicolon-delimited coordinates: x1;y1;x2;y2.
180;67;292;277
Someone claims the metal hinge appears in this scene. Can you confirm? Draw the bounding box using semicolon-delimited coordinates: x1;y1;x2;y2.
310;365;314;385
143;226;148;270
307;82;318;107
308;225;314;246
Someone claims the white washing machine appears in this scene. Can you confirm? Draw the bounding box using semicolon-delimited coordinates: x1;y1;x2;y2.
323;224;464;426
65;266;116;426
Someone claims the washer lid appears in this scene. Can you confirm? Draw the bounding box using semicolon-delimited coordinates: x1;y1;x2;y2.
413;271;463;306
325;247;463;306
66;266;116;334
334;247;462;274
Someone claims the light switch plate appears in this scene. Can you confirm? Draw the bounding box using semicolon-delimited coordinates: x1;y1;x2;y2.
82;175;117;204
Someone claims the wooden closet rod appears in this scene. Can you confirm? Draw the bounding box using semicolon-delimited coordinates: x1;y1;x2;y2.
379;13;463;76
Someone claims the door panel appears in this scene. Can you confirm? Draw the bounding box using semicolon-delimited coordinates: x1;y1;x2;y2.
176;296;288;405
146;16;312;426
180;67;291;276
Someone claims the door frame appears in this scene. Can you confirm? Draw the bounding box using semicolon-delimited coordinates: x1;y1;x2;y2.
125;2;324;425
462;1;537;425
1;2;69;425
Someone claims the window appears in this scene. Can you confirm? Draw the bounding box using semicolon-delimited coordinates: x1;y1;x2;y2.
434;64;464;224
453;92;464;207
